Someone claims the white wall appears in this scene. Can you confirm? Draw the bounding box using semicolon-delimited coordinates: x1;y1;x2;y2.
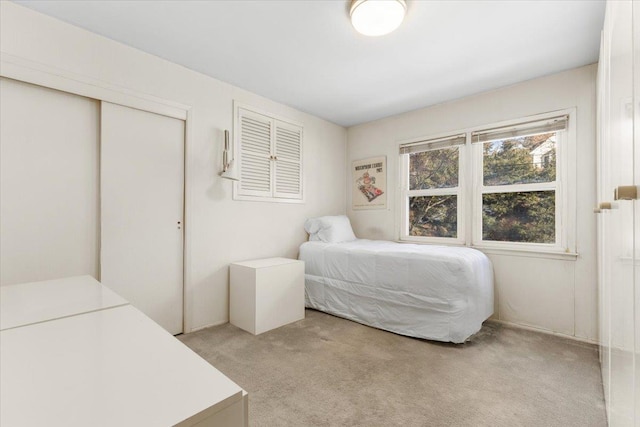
0;2;347;332
347;65;598;342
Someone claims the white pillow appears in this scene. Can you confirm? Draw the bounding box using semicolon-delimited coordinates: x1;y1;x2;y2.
305;215;356;243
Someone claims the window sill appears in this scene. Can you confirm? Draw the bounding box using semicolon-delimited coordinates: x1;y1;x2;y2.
395;239;578;261
471;245;579;261
398;237;465;246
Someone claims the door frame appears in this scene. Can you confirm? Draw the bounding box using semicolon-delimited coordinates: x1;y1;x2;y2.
1;52;194;333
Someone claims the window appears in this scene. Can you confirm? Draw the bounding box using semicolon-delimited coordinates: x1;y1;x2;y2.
234;105;303;202
399;134;466;243
399;111;575;255
472;115;568;250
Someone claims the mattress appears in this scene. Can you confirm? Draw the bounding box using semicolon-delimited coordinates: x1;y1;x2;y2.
299;239;494;343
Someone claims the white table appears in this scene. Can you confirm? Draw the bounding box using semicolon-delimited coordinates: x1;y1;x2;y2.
0;275;127;331
230;257;304;335
0;277;248;427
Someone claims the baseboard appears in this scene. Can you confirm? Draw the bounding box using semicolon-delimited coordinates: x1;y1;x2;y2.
186;319;228;334
186;317;601;346
488;319;600;346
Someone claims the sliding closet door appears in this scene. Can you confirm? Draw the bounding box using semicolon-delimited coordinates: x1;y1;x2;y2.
597;30;611;409
0;77;99;286
100;102;184;335
634;2;640;425
602;1;636;425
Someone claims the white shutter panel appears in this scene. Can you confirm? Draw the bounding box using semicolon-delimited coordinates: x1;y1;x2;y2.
238;109;273;197
273;121;303;199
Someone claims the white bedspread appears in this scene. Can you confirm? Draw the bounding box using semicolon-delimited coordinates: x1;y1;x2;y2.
299;239;494;343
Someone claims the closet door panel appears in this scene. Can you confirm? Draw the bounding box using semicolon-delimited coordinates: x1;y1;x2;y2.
634;1;640;424
606;1;635;425
101;102;184;335
597;30;611;407
0;78;99;286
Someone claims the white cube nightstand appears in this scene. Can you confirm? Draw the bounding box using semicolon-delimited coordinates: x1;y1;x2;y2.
230;257;305;335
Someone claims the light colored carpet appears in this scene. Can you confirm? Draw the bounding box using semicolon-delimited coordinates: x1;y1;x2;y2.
178;309;606;427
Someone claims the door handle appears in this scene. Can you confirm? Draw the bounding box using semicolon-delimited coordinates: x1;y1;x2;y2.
614;185;639;201
594;202;617;213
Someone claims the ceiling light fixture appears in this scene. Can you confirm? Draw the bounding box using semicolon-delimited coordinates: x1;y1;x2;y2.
350;0;406;37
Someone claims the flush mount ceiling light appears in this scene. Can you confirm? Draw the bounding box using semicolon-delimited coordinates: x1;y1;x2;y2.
350;0;407;37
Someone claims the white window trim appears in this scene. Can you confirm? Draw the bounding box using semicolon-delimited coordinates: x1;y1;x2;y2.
398;133;467;245
470;109;576;255
232;101;305;204
396;108;577;258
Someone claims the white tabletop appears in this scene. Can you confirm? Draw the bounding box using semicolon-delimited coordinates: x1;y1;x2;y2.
0;275;128;331
0;305;244;427
232;257;302;269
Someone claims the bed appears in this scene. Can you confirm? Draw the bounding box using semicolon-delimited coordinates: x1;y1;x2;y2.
299;216;494;343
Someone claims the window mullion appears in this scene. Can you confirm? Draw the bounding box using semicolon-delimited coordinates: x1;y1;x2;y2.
407;187;459;197
482;182;556;194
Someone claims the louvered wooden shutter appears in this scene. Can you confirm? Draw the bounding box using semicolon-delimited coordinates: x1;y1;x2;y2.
234;105;304;202
273;121;303;199
237;109;273;197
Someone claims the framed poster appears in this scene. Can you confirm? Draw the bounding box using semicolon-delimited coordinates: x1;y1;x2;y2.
352;156;387;210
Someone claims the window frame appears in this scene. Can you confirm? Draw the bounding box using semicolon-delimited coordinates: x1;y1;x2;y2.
470;109;576;254
397;109;577;257
398;133;467;245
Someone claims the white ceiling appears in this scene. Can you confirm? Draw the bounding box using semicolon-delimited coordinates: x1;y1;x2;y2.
15;0;606;127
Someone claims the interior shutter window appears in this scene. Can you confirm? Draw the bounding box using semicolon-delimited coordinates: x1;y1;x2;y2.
274;123;302;198
235;105;304;202
238;111;272;196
